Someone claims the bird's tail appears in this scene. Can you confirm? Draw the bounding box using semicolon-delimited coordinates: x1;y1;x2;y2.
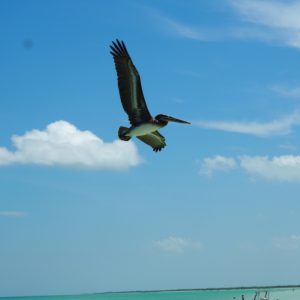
118;126;131;141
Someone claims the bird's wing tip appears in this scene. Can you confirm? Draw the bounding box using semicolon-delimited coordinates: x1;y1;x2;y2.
109;39;128;57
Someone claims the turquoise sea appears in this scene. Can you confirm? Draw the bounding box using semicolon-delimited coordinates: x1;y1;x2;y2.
2;287;300;300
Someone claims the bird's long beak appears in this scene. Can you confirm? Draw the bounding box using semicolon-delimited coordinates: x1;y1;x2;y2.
164;115;191;124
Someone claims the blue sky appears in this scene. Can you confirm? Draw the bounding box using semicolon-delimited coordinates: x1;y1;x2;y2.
1;0;300;297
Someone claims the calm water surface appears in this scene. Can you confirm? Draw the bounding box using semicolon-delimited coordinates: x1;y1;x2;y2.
1;287;300;300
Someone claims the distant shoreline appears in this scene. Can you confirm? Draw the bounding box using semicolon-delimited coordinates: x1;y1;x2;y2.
99;284;300;295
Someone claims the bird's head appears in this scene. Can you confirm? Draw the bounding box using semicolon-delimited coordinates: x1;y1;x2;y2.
155;114;191;125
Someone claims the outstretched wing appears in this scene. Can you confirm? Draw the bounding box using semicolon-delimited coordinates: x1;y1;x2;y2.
110;39;152;125
137;131;166;152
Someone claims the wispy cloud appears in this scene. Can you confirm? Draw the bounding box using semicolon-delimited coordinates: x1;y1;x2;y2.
152;12;215;41
195;111;300;137
240;155;300;182
229;0;300;48
279;143;297;151
161;16;206;40
271;85;300;98
155;236;202;254
273;235;300;250
151;1;300;49
153;9;269;44
229;0;300;29
228;25;278;43
200;154;300;182
0;121;141;170
0;211;27;217
200;155;237;177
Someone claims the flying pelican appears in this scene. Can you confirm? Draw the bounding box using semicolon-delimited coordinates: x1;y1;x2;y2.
110;39;190;152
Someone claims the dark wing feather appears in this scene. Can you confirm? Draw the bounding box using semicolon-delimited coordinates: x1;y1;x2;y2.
137;131;166;152
110;39;152;125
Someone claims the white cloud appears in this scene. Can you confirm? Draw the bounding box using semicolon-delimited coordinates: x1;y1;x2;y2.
200;155;237;177
0;121;141;170
151;1;300;49
195;112;300;137
200;154;300;182
273;235;300;250
0;211;27;217
229;0;300;30
229;0;300;48
239;155;300;182
155;236;202;254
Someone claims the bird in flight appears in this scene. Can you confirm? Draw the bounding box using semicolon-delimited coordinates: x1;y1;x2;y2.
110;39;190;152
